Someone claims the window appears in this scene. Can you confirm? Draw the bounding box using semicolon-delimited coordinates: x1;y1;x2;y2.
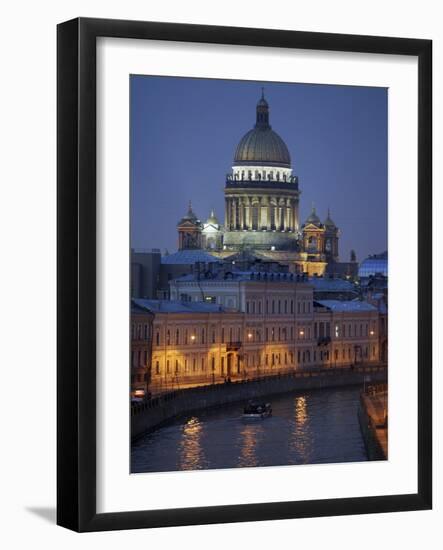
284;300;288;314
156;332;160;345
272;300;275;314
155;361;160;375
211;357;215;371
201;329;205;344
175;329;179;345
201;357;205;371
166;330;170;345
258;301;262;314
144;324;149;339
212;330;216;343
193;358;196;371
221;328;225;343
342;324;346;338
221;357;225;373
278;300;281;314
175;359;179;373
166;360;170;374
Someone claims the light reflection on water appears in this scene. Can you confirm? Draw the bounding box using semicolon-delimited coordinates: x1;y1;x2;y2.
131;386;368;473
178;417;207;470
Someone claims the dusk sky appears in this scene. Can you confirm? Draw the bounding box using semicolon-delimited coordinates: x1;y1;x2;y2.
130;76;387;263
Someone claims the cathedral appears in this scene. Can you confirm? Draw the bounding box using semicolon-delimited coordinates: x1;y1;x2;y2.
176;91;349;277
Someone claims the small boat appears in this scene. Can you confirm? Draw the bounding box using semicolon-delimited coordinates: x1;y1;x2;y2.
243;401;272;419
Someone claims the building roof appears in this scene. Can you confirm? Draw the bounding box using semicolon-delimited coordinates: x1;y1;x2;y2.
358;252;388;278
323;208;337;229
178;200;199;225
315;300;377;312
309;277;356;292
172;270;308;283
233;93;291;168
132;298;226;314
205;208;219;226
303;206;321;226
161;249;220;265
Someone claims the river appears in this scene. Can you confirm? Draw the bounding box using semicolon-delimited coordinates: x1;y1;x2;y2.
131;386;368;473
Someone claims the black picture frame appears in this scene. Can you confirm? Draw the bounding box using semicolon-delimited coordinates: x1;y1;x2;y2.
57;17;432;532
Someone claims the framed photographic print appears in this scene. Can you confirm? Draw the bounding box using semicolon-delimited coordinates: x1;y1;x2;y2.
57;17;432;532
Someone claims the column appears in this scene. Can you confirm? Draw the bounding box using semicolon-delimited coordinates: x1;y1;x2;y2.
238;198;243;229
225;198;229;230
286;204;291;231
275;202;280;230
260;202;267;230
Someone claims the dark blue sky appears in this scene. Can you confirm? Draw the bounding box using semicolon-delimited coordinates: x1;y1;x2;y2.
130;76;387;263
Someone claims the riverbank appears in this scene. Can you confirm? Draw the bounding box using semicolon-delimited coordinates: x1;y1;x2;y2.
132;365;387;439
358;385;388;459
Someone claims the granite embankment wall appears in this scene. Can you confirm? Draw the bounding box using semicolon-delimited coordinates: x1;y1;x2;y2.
132;365;387;439
358;387;388;460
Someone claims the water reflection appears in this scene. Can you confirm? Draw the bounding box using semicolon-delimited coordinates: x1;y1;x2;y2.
289;395;312;463
131;387;368;473
238;422;263;468
178;417;207;470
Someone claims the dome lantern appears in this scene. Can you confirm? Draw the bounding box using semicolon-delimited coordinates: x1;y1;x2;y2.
255;87;270;128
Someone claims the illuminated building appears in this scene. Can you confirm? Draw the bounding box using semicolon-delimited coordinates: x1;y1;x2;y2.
172;92;356;278
133;292;381;395
130;302;154;397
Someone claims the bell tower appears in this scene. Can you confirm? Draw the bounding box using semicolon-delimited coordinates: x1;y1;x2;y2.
177;201;202;250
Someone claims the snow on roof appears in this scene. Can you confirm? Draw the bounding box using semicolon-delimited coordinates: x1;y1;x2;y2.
315;300;377;312
161;250;220;265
